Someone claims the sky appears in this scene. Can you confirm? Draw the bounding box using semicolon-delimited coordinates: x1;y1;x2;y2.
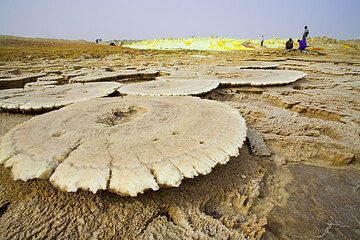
0;0;359;41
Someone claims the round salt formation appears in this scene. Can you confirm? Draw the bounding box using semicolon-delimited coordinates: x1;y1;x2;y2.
24;81;59;90
0;82;121;112
0;96;247;196
214;62;279;72
118;79;219;96
216;69;306;86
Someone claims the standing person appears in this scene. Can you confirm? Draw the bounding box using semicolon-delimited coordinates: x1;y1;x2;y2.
302;26;309;40
260;35;264;46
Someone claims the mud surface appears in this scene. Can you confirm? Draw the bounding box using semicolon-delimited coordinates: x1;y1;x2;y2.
265;164;360;239
0;39;359;239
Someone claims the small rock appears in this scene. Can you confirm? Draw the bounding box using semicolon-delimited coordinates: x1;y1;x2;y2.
247;128;271;157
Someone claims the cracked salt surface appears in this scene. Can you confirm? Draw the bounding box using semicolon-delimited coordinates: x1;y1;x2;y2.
0;96;247;196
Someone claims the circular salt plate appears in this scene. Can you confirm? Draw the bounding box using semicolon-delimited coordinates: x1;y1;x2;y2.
118;79;219;96
216;69;306;86
214;62;279;72
24;81;59;90
0;82;121;112
0;96;247;196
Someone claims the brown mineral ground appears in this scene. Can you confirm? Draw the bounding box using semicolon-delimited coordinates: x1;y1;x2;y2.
0;36;359;239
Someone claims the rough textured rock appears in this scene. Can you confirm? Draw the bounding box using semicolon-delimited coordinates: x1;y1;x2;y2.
0;73;46;90
68;69;159;83
0;82;121;112
0;96;247;196
69;71;121;83
42;69;63;75
228;99;360;166
214;62;279;72
262;77;360;126
215;69;306;86
247;128;271;157
114;70;142;82
0;74;12;79
37;75;64;83
280;60;360;75
138;69;160;79
24;80;59;89
118;79;220;96
62;68;93;81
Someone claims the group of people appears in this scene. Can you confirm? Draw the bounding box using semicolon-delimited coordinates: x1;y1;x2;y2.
260;26;310;51
285;26;309;51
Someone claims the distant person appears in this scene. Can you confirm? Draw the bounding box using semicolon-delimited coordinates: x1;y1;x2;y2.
95;39;99;43
302;26;309;40
260;35;264;46
298;39;307;51
286;38;294;50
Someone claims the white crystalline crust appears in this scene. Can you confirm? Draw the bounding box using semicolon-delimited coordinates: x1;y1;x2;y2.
24;81;59;90
214;62;279;72
118;79;220;96
216;69;307;86
0;82;121;112
69;71;123;83
68;69;159;83
37;75;64;82
0;96;247;196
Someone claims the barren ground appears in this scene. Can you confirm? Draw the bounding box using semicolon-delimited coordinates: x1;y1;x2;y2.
0;37;359;239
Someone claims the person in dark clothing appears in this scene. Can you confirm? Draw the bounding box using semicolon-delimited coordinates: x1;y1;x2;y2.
260;35;264;47
303;26;309;40
286;38;294;50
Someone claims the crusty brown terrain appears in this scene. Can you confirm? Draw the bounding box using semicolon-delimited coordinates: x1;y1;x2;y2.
0;36;359;239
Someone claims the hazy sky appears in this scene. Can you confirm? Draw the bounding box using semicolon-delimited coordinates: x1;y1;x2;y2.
0;0;359;40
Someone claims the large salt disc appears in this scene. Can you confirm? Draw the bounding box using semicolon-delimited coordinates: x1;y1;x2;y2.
0;96;247;196
118;79;219;96
0;82;121;112
216;69;306;86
